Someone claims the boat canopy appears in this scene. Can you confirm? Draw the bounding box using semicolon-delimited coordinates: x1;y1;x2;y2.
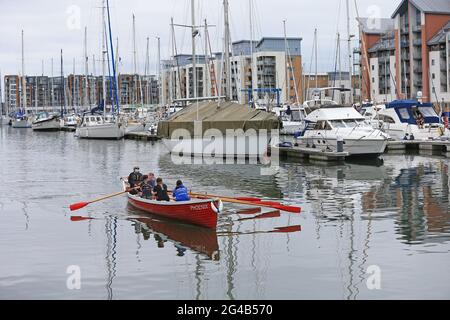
158;101;280;138
386;100;440;125
305;107;364;122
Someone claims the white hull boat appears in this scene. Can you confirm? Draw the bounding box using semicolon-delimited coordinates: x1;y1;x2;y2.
12;117;31;128
32;113;60;131
365;101;448;141
76;115;125;140
295;106;389;157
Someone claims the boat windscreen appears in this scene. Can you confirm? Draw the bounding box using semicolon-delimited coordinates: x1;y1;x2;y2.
418;106;438;118
291;110;302;121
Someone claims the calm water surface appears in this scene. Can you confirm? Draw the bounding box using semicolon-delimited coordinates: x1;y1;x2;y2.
0;125;449;299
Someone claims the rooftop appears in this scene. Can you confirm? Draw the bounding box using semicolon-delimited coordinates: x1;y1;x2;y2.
357;17;394;35
392;0;450;18
427;20;450;46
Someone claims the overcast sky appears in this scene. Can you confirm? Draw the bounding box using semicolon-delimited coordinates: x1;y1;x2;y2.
0;0;399;77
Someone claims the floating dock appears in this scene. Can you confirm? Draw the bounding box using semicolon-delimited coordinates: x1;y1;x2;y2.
386;140;450;157
124;131;161;141
271;145;348;162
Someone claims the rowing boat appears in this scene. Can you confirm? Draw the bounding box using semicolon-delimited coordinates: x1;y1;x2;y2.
122;181;220;229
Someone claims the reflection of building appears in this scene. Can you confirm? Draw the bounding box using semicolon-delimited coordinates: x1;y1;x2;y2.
358;0;450;105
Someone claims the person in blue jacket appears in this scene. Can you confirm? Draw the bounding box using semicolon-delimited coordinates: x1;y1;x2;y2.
173;180;191;202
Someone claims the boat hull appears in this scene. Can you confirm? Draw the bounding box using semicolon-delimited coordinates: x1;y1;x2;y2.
297;136;388;156
76;123;125;140
12;119;31;128
127;195;218;229
32;117;61;131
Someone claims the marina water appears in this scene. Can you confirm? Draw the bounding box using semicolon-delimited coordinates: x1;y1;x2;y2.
0;126;449;299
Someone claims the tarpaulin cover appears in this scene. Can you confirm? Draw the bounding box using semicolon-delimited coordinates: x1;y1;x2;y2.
157;101;281;138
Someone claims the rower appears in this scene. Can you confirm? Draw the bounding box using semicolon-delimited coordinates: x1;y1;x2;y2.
147;172;157;189
140;175;153;200
153;178;170;202
128;166;143;195
173;180;191;202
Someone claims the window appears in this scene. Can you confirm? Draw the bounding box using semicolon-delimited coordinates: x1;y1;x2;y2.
330;120;346;128
372;78;375;83
431;59;435;66
372;65;375;70
432;73;435;79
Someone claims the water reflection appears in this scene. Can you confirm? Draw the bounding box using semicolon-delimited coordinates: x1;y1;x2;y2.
131;214;220;261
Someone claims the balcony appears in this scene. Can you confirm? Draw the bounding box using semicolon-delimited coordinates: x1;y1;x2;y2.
412;25;422;33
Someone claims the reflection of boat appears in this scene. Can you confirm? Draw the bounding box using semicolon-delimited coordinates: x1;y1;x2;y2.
122;180;219;229
133;215;219;260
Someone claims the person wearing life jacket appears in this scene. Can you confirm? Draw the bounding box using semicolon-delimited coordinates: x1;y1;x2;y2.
128;166;143;195
173;180;191;202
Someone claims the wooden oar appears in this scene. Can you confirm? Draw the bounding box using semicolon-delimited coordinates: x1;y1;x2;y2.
69;187;138;211
189;192;301;213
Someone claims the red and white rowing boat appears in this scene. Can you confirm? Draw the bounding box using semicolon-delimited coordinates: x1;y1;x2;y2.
122;181;221;229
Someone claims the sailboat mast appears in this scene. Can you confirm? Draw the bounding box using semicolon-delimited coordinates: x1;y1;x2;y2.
21;30;26;113
314;29;318;89
191;0;197;101
157;36;163;106
223;0;231;101
102;0;107;118
51;58;54;108
284;20;289;103
84;26;89;108
73;58;76;110
346;0;353;104
106;0;120;114
132;14;137;105
61;49;66;116
145;36;149;105
249;0;254;105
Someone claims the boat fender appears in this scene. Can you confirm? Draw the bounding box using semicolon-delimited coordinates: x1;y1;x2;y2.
211;199;223;214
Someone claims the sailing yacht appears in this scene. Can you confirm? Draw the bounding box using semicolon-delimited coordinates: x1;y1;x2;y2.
76;0;124;140
76;112;125;139
295;105;389;157
12;112;32;128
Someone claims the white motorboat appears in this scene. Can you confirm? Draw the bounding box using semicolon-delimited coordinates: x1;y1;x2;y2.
273;105;306;135
32;112;61;131
76;114;125;140
365;100;448;141
295;105;389;157
62;114;80;128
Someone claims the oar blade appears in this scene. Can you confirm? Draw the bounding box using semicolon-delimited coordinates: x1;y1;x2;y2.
69;202;89;212
270;225;302;233
70;216;94;222
271;205;302;213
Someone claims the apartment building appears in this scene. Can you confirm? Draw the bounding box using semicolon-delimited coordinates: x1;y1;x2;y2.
358;0;450;105
161;37;303;106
